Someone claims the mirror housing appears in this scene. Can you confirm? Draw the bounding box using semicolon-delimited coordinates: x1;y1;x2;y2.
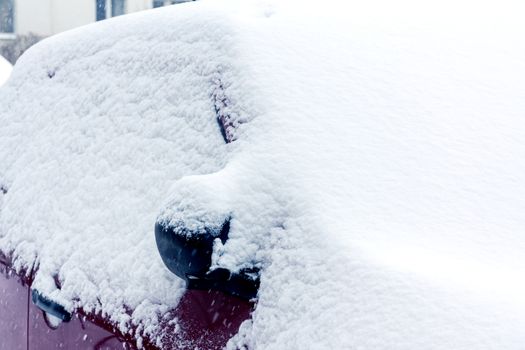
155;219;259;300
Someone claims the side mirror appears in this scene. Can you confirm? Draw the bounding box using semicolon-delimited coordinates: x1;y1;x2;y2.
155;219;259;300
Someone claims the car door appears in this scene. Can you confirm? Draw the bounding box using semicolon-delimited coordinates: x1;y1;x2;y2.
28;304;130;350
1;257;130;350
0;261;29;350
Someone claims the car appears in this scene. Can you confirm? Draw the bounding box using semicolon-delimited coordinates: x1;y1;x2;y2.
2;0;525;349
0;2;257;349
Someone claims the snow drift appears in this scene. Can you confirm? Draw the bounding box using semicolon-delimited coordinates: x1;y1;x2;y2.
1;0;525;349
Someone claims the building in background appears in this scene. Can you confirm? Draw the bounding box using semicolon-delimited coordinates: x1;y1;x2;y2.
0;53;11;86
0;0;193;63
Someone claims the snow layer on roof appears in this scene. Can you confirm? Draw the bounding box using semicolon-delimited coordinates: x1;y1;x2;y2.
217;1;525;349
0;55;12;87
2;0;525;348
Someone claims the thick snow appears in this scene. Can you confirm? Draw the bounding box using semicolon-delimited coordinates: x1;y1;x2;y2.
220;2;525;349
0;55;12;87
2;0;525;349
0;4;252;344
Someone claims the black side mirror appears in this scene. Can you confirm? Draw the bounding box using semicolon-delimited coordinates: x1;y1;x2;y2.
155;219;259;300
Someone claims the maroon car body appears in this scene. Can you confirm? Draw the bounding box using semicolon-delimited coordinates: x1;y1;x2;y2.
1;254;253;349
0;2;257;348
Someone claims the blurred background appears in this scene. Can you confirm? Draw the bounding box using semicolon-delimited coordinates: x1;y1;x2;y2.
0;0;194;78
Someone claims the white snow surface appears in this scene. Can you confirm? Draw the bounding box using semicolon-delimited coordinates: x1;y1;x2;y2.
0;55;12;87
0;3;250;343
2;0;525;349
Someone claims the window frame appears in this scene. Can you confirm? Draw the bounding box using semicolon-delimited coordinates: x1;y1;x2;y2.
96;0;106;21
0;0;15;34
152;0;165;8
111;0;125;17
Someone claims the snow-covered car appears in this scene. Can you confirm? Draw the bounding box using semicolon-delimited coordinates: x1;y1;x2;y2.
2;0;525;349
0;2;257;348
